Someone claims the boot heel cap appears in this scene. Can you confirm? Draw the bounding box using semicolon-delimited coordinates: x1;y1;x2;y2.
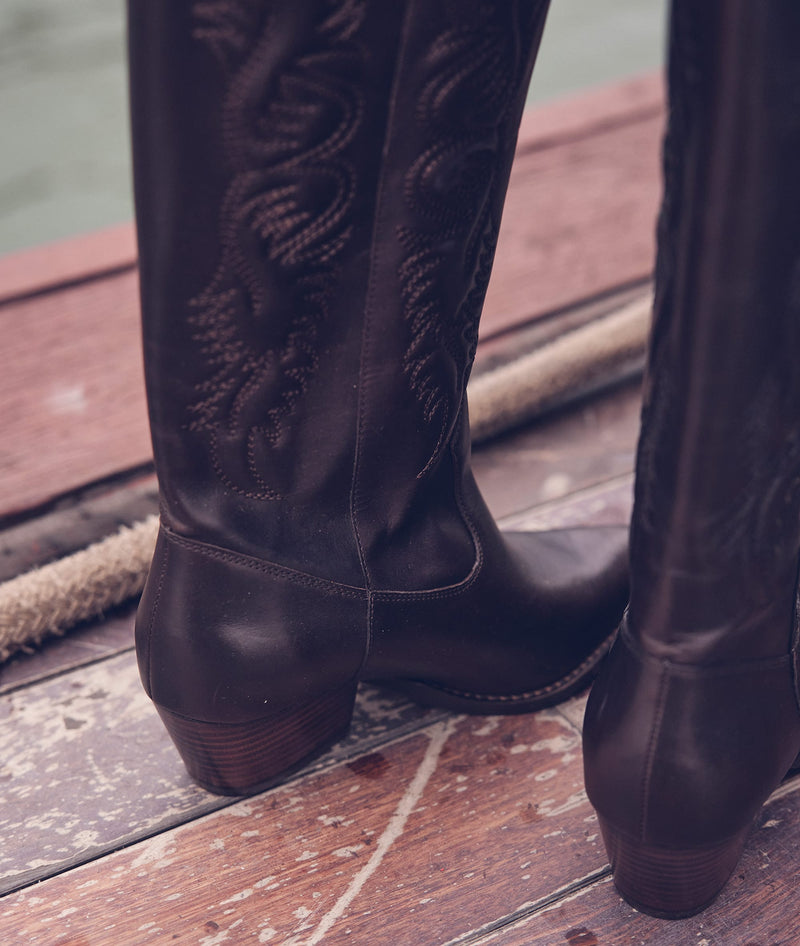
157;685;357;796
598;816;748;919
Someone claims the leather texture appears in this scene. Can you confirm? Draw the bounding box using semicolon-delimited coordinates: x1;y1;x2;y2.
583;0;800;909
129;0;629;731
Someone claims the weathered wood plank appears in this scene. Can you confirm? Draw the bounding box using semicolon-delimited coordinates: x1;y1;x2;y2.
0;223;136;305
0;476;157;581
516;73;663;154
498;475;635;533
0;267;151;520
474;382;640;523
0;708;608;946
0;647;447;896
0;603;136;696
467;777;800;946
0;76;660;521
483;113;661;340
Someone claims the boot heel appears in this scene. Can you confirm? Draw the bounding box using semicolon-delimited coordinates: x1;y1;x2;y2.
597;816;749;919
156;684;357;796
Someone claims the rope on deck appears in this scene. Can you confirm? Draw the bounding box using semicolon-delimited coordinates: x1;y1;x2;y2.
0;293;651;663
468;292;652;442
0;516;159;662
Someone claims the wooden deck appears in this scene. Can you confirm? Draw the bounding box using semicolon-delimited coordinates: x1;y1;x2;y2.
2;74;798;944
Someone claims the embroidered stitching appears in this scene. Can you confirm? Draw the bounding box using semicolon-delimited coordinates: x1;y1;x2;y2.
396;3;528;478
188;0;366;499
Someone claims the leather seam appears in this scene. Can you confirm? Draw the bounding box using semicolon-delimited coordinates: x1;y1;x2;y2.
160;526;367;600
370;406;484;603
791;556;800;715
348;4;414;603
144;535;170;698
348;2;415;679
449;402;485;579
638;663;669;843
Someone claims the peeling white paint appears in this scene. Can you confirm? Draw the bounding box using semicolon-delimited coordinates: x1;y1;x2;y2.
46;384;88;416
332;846;364;859
538;791;588;818
472;718;500;737
298;718;459;946
540;472;572;500
130;832;177;870
220;888;253;905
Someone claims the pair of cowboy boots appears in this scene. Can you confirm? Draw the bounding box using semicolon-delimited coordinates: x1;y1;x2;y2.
584;0;800;919
130;0;800;922
128;0;629;797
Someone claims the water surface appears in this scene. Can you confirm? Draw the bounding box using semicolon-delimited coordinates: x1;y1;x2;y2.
0;0;666;255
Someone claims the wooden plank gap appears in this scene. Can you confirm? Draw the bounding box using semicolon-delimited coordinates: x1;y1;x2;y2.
497;472;635;532
0;461;155;533
440;866;613;946
478;277;651;349
0;260;138;310
517;102;663;160
517;72;663;152
0;223;137;306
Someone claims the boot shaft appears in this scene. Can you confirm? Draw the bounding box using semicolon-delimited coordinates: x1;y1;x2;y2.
129;0;549;587
583;7;800;916
629;0;800;660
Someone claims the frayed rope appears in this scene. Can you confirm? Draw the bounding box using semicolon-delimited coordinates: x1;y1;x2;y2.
0;516;159;663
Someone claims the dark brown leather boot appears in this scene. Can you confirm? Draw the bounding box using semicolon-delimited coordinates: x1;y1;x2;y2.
129;0;628;796
583;0;800;918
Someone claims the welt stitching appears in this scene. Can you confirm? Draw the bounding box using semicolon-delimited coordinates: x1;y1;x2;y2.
399;630;615;704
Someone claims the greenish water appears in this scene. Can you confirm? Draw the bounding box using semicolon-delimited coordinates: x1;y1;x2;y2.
0;0;666;256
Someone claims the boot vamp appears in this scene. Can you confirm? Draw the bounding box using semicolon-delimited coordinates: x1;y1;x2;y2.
364;525;629;702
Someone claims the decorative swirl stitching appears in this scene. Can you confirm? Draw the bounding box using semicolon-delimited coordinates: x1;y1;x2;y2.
396;4;526;478
188;0;366;499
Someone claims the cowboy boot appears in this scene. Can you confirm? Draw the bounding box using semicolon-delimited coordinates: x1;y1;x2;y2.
129;0;628;796
583;0;800;918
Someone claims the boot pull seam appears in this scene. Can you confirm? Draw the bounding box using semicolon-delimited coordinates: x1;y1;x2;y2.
143;532;170;697
639;663;669;843
161;526;367;600
791;558;800;716
370;414;485;602
348;2;415;600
